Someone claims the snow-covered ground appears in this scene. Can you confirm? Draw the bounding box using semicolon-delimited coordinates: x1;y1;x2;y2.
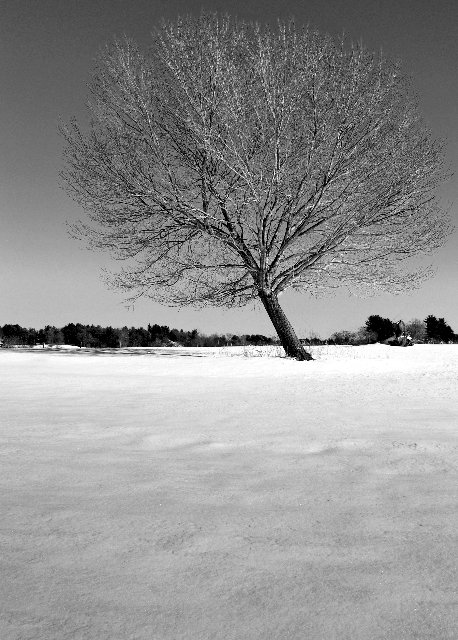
1;345;458;640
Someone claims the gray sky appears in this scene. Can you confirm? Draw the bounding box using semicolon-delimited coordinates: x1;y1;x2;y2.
1;0;457;337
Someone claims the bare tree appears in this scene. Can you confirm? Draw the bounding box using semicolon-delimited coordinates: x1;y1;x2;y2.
61;14;450;360
405;318;427;342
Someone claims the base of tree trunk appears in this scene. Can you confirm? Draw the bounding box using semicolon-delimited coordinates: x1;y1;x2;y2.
258;291;313;361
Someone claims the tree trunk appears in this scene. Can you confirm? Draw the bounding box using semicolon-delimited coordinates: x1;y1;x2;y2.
258;291;313;361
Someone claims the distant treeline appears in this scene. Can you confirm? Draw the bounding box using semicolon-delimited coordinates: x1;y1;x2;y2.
328;315;458;345
0;323;277;348
1;314;456;349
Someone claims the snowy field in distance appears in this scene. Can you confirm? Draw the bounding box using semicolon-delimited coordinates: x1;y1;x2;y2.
1;344;458;640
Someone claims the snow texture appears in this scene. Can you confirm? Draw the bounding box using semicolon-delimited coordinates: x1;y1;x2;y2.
1;345;458;639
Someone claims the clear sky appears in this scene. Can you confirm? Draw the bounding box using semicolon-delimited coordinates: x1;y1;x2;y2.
1;0;457;338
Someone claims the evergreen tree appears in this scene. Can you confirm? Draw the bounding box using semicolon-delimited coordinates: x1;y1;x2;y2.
424;315;455;342
365;315;395;342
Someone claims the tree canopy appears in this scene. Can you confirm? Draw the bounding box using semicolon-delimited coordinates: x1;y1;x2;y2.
365;315;395;343
425;315;456;343
61;14;450;359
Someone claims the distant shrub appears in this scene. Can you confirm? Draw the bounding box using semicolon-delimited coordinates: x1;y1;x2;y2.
245;334;275;346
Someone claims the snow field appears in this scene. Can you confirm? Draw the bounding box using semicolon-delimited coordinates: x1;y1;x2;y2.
1;345;458;639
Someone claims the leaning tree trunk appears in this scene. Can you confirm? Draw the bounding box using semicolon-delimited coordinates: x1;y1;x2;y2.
258;290;313;361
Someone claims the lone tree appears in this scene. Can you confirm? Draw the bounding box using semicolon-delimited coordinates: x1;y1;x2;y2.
61;14;450;360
